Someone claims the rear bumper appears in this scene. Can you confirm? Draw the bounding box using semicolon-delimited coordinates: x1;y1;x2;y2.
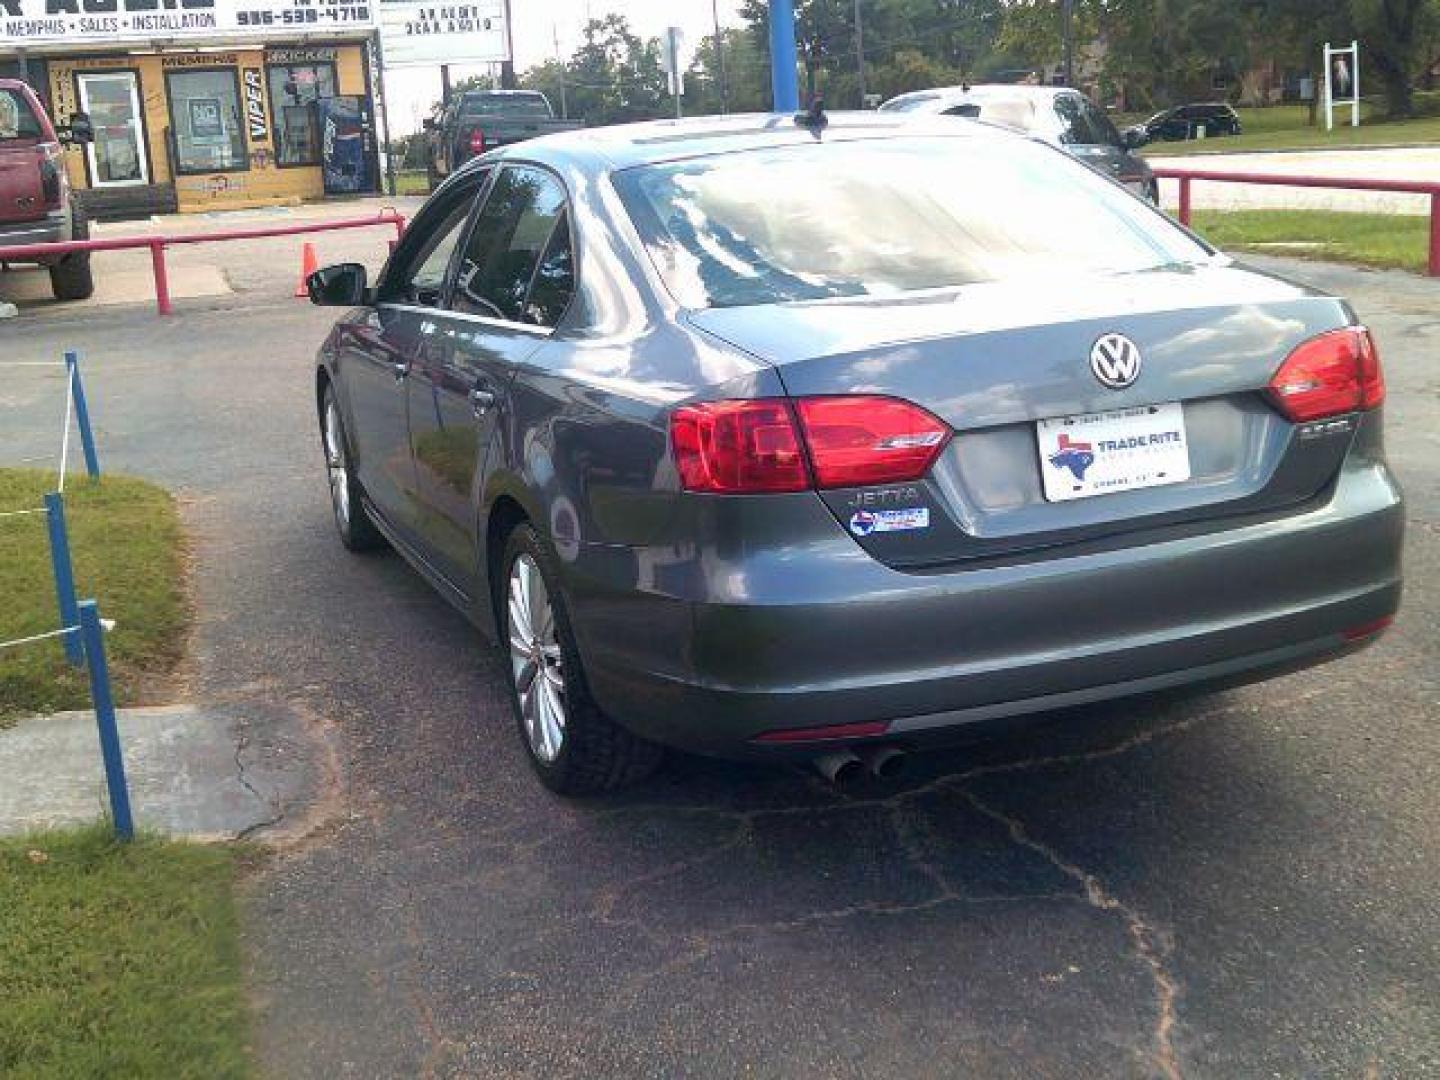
567;449;1403;758
0;211;69;260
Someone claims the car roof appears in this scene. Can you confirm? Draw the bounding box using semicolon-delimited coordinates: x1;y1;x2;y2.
480;110;1012;173
883;84;1077;107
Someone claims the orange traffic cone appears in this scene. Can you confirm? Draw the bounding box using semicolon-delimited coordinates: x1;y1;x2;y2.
294;241;318;299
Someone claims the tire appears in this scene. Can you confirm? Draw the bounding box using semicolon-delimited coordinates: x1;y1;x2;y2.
320;382;385;552
426;162;441;193
499;522;662;795
1145;179;1160;204
49;199;94;302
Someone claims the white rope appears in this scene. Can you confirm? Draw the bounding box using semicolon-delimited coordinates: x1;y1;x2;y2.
0;361;66;368
0;507;47;519
0;618;115;651
0;626;77;651
56;363;75;494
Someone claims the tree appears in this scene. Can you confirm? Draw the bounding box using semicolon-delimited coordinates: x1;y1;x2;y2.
1349;0;1439;116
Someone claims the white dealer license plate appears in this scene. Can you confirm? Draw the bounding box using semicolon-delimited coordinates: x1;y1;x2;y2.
1036;403;1191;502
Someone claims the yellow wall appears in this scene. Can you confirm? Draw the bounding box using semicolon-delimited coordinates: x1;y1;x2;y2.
46;44;367;213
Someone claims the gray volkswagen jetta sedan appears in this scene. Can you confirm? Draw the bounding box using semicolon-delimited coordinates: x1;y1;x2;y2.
309;112;1402;794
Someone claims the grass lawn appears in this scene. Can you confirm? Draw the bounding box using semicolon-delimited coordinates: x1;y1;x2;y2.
395;169;430;196
1190;209;1432;274
0;470;187;726
0;824;249;1078
1139;101;1440;155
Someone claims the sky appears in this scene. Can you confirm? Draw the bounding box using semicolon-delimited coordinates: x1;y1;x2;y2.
383;0;747;135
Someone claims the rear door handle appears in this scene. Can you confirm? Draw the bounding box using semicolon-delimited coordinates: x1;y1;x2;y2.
469;386;496;415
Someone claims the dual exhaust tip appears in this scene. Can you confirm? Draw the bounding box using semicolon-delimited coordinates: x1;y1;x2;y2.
813;745;907;787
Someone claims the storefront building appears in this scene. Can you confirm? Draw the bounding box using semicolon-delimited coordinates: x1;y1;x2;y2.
1;1;383;217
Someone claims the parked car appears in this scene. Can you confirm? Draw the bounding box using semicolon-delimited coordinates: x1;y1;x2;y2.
1140;102;1243;142
0;79;94;301
879;84;1158;202
309;113;1402;794
425;90;581;190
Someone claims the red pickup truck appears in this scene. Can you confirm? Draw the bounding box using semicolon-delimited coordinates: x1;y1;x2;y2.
0;78;94;301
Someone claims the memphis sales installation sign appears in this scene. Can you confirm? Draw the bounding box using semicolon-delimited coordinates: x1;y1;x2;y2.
1;0;374;44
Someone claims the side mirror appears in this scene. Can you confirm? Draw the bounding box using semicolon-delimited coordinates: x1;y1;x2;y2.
1121;125;1149;150
308;263;369;307
62;111;94;145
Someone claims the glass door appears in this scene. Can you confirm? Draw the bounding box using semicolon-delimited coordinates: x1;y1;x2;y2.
77;72;148;187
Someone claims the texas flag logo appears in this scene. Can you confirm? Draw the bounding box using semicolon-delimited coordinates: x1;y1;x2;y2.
1048;433;1095;481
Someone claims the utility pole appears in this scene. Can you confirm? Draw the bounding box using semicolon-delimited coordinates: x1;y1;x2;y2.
769;0;799;112
441;64;451;106
500;0;516;89
712;0;729;113
553;24;569;119
1061;0;1075;87
853;0;866;106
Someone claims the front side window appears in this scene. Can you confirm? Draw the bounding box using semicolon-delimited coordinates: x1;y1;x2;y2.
267;63;337;165
615;137;1208;311
1054;95;1102;144
452;166;569;325
166;69;247;174
381;172;486;306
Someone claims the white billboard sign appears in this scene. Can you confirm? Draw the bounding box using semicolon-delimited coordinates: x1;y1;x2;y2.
0;0;373;46
1323;40;1360;131
378;0;507;67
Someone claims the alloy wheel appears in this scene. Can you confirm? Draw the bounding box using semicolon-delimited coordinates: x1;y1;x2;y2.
324;396;350;527
507;552;566;762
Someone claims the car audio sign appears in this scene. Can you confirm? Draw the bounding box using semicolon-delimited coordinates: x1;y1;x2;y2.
0;0;374;45
378;0;507;66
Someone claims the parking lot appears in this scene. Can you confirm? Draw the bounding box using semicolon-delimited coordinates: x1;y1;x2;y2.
3;232;1438;1076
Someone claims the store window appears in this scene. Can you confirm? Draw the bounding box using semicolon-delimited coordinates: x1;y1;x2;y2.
267;63;337;166
166;69;247;174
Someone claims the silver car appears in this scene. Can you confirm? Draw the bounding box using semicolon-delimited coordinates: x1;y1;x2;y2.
309;113;1402;794
879;84;1158;201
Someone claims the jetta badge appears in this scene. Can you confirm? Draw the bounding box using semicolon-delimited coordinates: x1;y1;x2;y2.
1090;333;1142;389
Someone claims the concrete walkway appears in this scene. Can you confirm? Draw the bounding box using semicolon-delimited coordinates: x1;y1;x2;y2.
0;703;324;839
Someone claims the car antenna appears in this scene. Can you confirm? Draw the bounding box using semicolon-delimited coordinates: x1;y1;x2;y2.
793;95;828;137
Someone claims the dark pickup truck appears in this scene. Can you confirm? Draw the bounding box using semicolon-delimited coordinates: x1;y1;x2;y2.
425;90;580;189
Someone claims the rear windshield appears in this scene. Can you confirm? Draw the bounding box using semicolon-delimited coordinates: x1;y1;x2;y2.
460;94;551;119
614;136;1207;310
0;88;43;141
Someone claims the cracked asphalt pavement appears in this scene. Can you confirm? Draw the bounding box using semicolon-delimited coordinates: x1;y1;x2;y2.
3;253;1437;1077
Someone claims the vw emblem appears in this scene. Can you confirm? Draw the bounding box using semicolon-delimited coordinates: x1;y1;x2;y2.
1090;333;1142;389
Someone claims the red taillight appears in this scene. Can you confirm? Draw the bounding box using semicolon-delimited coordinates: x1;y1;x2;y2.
670;395;950;494
467;128;486;155
795;396;950;488
671;399;810;493
1267;327;1384;423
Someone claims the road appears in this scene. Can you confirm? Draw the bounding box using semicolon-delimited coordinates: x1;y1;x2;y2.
2;247;1437;1077
1150;146;1440;214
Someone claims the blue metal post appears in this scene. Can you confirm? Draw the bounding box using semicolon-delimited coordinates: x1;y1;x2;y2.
65;350;101;479
79;599;134;841
44;491;84;666
769;0;800;112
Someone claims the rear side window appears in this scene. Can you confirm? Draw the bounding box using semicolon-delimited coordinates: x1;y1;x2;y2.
615;137;1206;310
452;165;571;325
0;89;43;141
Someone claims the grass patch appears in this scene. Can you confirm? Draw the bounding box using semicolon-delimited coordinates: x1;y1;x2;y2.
1139;102;1440;155
395;169;430;196
1190;209;1431;273
0;470;187;726
0;824;250;1078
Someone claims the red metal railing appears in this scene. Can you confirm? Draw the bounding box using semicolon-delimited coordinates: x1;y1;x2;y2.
1152;166;1440;277
0;209;406;315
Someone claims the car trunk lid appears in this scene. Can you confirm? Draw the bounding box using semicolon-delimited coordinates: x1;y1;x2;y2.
686;263;1360;567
